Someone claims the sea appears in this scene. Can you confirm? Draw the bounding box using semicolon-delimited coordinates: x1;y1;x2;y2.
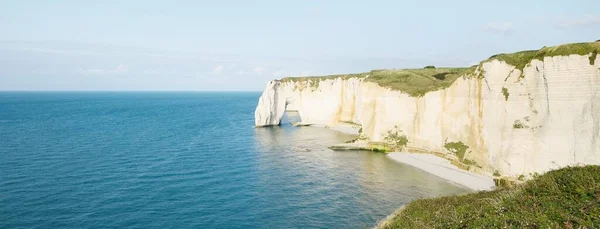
0;92;468;228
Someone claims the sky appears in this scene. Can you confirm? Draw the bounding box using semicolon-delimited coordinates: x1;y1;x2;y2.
0;0;599;91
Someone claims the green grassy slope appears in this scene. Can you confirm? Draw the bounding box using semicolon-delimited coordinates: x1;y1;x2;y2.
375;165;600;228
363;68;473;97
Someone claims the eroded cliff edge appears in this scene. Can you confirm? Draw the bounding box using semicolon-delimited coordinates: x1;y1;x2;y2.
254;42;600;177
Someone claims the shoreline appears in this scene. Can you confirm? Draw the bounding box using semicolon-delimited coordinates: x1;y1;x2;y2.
387;152;495;191
373;206;406;229
291;121;361;136
297;122;495;191
325;124;360;135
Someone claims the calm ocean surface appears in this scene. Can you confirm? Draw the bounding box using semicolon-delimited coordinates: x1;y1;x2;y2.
0;92;468;228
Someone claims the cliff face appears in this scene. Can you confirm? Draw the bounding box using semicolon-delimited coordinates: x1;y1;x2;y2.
255;53;600;176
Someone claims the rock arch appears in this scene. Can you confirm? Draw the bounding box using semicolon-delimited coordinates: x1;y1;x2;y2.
254;81;287;126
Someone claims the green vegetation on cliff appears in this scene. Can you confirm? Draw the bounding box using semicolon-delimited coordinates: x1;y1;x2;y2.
513;119;527;129
502;87;509;101
375;165;600;228
281;67;474;97
279;42;599;97
383;127;408;151
443;141;469;161
487;50;539;72
280;72;368;83
487;42;600;71
364;68;474;97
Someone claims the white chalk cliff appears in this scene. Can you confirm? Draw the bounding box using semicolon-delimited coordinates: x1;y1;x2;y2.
255;81;287;126
254;51;600;177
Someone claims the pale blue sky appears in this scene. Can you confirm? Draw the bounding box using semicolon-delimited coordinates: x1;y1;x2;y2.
1;0;598;91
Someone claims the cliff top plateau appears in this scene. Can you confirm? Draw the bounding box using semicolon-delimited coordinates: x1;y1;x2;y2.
279;41;600;97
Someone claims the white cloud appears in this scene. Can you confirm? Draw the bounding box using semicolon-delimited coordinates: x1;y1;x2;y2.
554;15;600;29
213;64;224;74
115;64;128;73
272;69;285;77
482;22;514;35
254;67;264;75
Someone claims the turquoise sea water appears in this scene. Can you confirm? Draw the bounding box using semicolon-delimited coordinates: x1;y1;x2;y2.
0;92;467;228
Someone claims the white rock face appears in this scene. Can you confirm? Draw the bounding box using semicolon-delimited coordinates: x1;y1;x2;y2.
254;81;286;126
254;54;600;176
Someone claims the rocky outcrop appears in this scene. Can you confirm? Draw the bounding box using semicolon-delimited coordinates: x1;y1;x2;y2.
254;50;600;177
254;81;287;126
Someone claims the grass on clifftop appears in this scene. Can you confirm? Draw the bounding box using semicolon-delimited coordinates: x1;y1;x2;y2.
487;42;600;71
281;67;474;97
279;42;599;97
364;68;474;97
280;73;368;83
375;165;600;229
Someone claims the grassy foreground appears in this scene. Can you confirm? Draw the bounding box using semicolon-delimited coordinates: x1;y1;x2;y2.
375;165;600;228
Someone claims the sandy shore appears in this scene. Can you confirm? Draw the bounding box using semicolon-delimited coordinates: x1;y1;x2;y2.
387;152;495;191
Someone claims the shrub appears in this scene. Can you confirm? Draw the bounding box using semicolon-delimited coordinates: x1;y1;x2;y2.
424;65;436;69
513;120;528;129
383;127;408;151
432;73;448;80
502;87;509;101
443;141;469;161
513;120;523;129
